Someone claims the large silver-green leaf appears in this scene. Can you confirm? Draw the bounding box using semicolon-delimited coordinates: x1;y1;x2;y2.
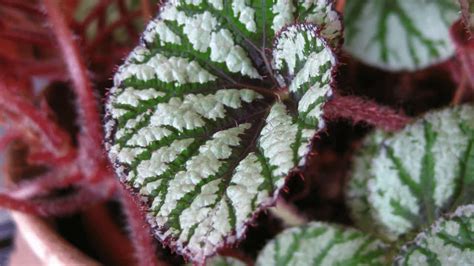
104;0;341;262
395;204;474;265
344;0;459;71
255;222;388;266
347;105;474;239
345;130;394;240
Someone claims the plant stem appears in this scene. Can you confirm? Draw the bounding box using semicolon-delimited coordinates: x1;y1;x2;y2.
16;179;115;215
324;94;411;131
451;20;474;94
0;30;53;46
43;0;106;175
0;0;44;16
140;0;153;20
8;171;82;200
82;204;136;265
0;194;40;215
0;82;72;158
459;0;474;34
120;185;163;266
452;73;467;104
336;0;346;12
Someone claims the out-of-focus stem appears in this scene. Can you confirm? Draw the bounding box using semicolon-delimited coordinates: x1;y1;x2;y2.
0;83;73;158
120;185;164;266
43;0;106;176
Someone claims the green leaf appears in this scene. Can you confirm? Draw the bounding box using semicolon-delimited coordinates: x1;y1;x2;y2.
104;0;341;262
345;130;394;240
347;105;474;239
255;222;388;266
344;0;459;71
394;204;474;265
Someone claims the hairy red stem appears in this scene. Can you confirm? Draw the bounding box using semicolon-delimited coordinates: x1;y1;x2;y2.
336;0;345;12
0;195;39;214
1;178;117;216
141;0;153;20
82;204;136;265
33;185;115;216
0;83;72;158
0;30;53;46
120;186;163;266
8;172;82;200
0;0;44;16
451;20;474;94
0;130;20;151
43;0;106;175
459;0;473;34
324;95;411;131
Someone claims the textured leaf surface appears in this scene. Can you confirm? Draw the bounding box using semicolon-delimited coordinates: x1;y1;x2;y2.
347;105;474;239
344;0;459;71
395;204;474;265
345;131;393;240
104;0;340;262
255;222;387;266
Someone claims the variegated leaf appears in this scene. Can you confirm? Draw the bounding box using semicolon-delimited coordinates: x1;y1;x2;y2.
255;222;388;266
344;0;459;71
395;204;474;265
104;0;340;262
345;130;394;240
347;105;474;239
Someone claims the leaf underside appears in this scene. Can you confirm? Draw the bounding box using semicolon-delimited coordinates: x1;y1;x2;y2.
255;222;387;266
395;204;474;265
348;105;474;239
104;0;340;262
344;0;459;71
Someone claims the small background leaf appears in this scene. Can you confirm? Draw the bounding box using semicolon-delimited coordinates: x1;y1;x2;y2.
344;0;459;71
347;105;474;239
255;222;388;266
394;204;474;265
